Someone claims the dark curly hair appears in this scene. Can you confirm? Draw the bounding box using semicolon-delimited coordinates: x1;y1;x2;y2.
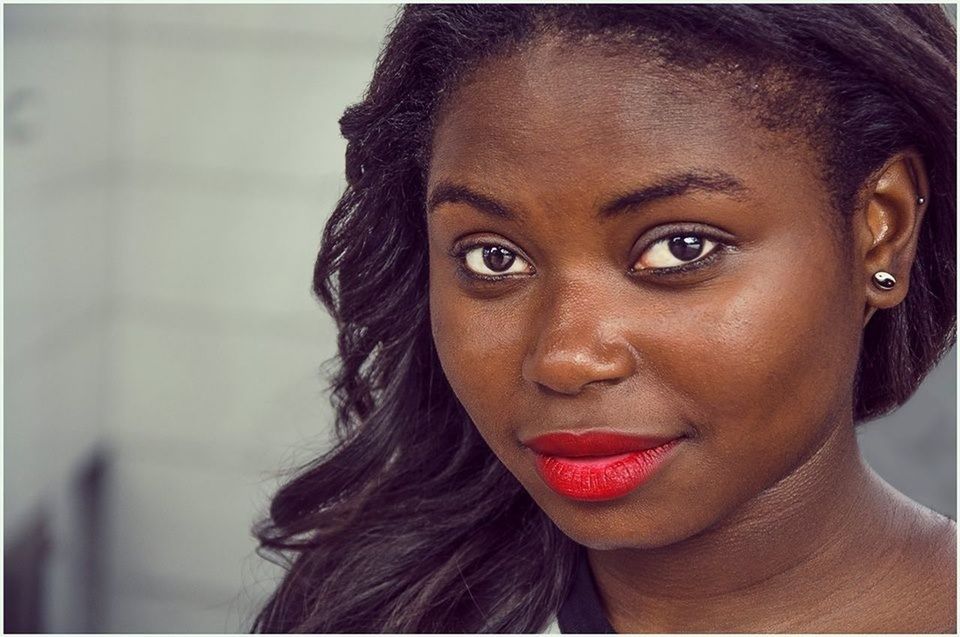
252;5;956;632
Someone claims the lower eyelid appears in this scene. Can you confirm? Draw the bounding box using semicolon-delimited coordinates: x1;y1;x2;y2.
455;265;529;287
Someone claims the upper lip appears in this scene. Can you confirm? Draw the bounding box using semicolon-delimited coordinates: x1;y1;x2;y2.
523;430;683;457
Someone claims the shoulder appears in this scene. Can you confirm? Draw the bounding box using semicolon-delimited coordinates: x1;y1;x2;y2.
893;495;954;577
879;499;956;632
540;613;562;634
909;506;955;611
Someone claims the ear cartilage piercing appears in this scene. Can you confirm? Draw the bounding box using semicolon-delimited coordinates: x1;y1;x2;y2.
872;271;897;290
917;195;926;205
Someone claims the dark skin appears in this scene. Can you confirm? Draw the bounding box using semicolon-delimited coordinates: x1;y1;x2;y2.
426;39;956;633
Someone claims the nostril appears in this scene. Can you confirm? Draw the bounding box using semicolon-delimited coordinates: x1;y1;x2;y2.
522;347;638;396
533;375;627;399
533;380;582;398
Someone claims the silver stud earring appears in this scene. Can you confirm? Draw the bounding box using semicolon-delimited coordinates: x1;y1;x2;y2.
872;271;896;290
917;195;926;205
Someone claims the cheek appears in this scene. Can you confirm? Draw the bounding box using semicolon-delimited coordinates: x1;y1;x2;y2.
429;262;527;449
646;239;861;465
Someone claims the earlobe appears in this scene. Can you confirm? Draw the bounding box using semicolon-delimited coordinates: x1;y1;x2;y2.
858;150;928;319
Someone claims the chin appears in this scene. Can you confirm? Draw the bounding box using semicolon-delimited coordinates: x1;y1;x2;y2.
556;517;691;551
534;494;712;551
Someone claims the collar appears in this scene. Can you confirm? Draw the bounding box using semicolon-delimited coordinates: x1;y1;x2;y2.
557;551;616;634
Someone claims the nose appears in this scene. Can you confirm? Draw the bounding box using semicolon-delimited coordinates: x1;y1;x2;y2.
521;282;638;396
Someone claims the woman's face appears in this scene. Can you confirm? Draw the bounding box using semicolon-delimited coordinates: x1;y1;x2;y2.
426;39;867;549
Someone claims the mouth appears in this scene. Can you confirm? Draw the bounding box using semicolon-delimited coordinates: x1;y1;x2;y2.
523;430;684;501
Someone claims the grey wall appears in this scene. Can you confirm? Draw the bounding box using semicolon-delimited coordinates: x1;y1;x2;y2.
4;5;955;633
5;5;399;631
859;347;956;519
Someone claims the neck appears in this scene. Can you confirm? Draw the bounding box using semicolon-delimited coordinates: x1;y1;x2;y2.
588;419;898;633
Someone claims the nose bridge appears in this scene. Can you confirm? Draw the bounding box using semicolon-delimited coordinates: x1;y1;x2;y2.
522;274;637;395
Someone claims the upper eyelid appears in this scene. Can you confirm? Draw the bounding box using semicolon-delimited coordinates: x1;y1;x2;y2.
641;233;720;255
636;222;734;246
452;237;534;263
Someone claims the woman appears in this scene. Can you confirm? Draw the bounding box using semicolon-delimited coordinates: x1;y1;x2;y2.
253;5;956;633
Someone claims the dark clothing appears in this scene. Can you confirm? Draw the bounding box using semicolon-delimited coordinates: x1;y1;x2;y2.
557;552;616;633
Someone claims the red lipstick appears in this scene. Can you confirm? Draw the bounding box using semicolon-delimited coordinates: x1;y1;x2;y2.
525;431;682;501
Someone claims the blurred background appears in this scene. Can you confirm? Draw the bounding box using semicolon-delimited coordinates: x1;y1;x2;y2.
4;4;956;633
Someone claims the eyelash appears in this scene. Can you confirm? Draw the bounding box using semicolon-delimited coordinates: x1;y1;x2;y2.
635;244;726;277
632;229;730;277
452;231;732;283
451;242;532;282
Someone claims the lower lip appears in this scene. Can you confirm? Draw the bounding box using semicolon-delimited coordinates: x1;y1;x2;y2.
534;439;681;501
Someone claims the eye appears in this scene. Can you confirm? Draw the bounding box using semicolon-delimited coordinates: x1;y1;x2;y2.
634;234;720;271
462;244;533;277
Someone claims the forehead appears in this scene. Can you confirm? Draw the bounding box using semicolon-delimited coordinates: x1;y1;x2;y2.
428;38;821;206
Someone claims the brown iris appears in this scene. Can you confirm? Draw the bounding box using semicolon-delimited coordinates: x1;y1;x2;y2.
668;235;704;261
482;245;516;272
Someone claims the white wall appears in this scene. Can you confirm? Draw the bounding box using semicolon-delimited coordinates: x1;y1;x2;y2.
102;5;399;632
5;5;401;632
5;5;116;631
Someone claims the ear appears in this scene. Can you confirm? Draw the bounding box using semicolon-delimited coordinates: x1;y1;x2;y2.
857;150;928;326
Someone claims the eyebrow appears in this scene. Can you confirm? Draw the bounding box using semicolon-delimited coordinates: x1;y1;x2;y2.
599;170;749;219
426;169;749;221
